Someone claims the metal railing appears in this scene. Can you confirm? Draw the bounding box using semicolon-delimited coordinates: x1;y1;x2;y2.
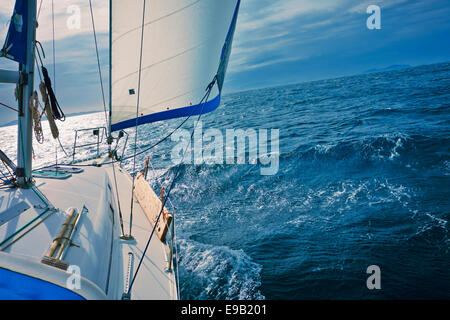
70;127;129;164
72;126;107;163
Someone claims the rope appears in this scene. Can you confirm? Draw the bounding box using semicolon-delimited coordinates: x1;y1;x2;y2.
35;40;69;157
35;40;45;82
29;91;44;144
36;38;64;122
41;66;65;121
40;82;59;139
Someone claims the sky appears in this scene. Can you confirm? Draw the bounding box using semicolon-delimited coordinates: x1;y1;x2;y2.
0;0;449;125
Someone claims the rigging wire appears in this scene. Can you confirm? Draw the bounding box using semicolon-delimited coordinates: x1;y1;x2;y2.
51;0;56;92
128;0;148;237
50;4;69;157
56;137;69;157
37;0;44;20
0;101;19;113
88;0;125;235
0;160;15;186
88;0;109;133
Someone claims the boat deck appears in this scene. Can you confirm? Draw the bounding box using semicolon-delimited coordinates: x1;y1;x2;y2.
0;159;177;300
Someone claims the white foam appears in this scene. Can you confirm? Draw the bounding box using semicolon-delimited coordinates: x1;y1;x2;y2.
177;238;265;300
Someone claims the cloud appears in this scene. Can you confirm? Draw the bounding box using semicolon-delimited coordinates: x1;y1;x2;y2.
228;0;450;76
238;56;304;71
228;0;352;75
347;0;409;13
238;0;345;31
0;0;351;78
0;0;109;44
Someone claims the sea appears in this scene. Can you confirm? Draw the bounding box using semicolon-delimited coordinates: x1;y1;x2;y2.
0;62;449;299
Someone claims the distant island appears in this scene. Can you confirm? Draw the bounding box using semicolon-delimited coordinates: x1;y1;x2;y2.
0;110;101;127
364;64;412;74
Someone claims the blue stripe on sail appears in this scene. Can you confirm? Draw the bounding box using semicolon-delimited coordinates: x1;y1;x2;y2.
111;94;221;132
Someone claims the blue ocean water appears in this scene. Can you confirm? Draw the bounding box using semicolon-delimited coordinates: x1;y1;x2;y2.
158;62;450;300
1;62;449;299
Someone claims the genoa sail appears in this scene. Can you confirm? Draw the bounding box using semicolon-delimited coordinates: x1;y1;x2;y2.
110;0;241;132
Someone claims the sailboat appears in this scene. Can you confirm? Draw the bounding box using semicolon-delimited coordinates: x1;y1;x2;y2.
0;0;240;300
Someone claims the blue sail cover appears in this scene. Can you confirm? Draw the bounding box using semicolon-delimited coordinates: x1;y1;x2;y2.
1;0;28;65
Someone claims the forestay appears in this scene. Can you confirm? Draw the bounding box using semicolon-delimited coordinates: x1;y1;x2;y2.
110;0;240;131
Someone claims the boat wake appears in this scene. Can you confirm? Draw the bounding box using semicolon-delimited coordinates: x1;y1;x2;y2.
177;238;265;300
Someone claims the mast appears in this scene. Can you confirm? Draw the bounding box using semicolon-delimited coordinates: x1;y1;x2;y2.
17;0;37;188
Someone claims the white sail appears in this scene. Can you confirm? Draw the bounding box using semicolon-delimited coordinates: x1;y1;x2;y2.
110;0;240;131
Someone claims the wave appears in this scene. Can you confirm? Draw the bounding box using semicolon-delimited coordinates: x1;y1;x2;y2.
177;238;265;300
278;133;449;170
153;133;439;184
